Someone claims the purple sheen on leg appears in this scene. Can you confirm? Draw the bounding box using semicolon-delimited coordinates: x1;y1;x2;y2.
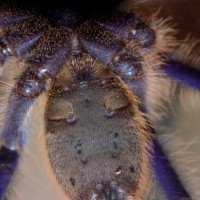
162;62;200;90
153;139;191;200
12;33;42;55
0;146;19;199
35;45;70;79
1;92;35;149
0;15;32;27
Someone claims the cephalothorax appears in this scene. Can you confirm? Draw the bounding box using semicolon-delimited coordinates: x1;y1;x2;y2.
0;1;199;200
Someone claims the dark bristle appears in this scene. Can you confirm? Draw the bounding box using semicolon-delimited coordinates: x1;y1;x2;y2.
76;71;92;82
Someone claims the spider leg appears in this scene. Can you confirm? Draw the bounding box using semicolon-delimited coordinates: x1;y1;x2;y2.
0;146;18;199
77;19;145;99
93;10;155;48
0;4;72;198
153;138;191;200
162;61;200;90
76;11;161;101
0;77;46;199
0;91;35;199
0;5;71;147
77;10;156;64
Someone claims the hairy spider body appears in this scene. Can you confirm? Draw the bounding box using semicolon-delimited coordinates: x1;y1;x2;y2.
0;1;199;200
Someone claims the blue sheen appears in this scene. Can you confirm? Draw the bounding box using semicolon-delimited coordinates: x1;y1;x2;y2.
153;139;191;200
0;146;19;199
162;62;200;90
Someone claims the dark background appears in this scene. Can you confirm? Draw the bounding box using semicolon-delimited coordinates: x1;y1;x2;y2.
26;0;200;40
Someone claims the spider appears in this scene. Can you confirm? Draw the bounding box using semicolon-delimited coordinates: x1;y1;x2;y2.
0;0;199;199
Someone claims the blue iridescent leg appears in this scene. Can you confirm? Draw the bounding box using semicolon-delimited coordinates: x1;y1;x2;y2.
0;147;19;199
156;60;200;199
0;91;37;199
162;61;200;90
153;138;191;200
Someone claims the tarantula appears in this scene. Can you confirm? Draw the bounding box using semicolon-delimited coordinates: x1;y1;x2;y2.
0;0;199;199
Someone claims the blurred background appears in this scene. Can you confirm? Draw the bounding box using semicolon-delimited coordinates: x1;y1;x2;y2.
134;0;200;40
131;0;200;199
